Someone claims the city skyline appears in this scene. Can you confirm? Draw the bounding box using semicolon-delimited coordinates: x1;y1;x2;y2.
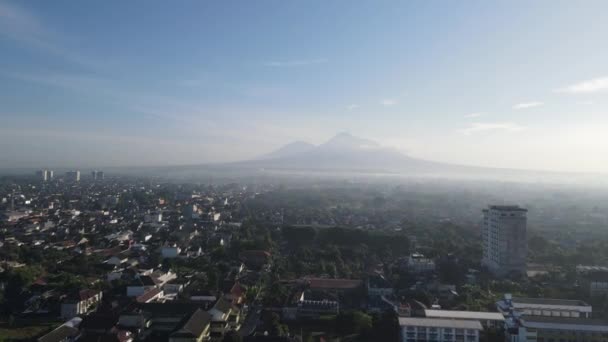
1;1;608;172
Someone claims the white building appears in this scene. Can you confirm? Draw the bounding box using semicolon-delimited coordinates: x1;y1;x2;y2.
424;309;505;329
65;170;81;182
497;294;592;318
91;170;105;180
35;169;49;181
399;317;483;342
481;205;527;276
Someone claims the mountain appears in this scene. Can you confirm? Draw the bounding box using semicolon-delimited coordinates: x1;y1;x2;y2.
257;141;316;159
243;132;446;173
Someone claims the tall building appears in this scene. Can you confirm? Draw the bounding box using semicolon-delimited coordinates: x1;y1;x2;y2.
35;169;48;181
481;205;527;277
91;170;104;180
65;170;81;182
48;170;54;180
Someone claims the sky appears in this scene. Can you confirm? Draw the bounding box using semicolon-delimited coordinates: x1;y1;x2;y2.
1;0;608;172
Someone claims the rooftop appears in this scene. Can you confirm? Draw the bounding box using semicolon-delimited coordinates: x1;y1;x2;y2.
512;297;590;307
424;309;505;321
524;316;608;332
399;317;483;330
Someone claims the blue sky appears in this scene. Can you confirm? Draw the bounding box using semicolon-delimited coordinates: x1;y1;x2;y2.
1;0;608;172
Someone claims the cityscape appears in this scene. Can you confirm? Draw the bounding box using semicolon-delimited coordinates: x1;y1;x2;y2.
2;1;608;341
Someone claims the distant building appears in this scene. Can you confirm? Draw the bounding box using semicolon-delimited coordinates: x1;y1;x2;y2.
576;265;608;297
399;317;483;342
91;170;104;180
497;294;592;318
481;205;527;277
406;253;435;274
36;169;50;181
65;170;80;182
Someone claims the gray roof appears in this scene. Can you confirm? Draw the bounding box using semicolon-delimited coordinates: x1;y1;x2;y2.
512;297;590;307
399;317;483;330
524;316;608;332
424;309;505;321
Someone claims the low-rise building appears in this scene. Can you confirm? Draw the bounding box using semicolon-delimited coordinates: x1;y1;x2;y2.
505;315;608;342
169;308;211;342
60;289;103;319
424;309;505;329
497;294;592;318
399;317;483;342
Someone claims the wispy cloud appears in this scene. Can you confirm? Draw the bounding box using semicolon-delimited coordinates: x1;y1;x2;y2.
380;99;397;106
0;1;107;69
263;58;328;67
464;112;484;118
460;122;527;135
557;77;608;94
347;104;359;110
513;101;544;110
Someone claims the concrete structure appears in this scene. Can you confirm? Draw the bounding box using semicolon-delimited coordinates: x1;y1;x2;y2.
406;253;436;274
399;317;483;342
60;290;103;319
424;309;505;329
481;205;527;276
36;169;49;182
505;315;608;342
91;170;104;180
65;170;80;182
497;294;592;318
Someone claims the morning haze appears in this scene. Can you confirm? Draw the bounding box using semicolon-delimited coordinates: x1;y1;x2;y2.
1;1;608;173
3;2;608;342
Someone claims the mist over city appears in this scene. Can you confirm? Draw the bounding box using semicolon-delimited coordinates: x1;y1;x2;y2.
2;1;608;342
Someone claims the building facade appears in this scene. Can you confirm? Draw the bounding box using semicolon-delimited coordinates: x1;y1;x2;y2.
482;205;527;276
399;317;483;342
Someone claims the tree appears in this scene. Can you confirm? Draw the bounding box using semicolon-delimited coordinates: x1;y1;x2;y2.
371;310;400;342
336;311;372;336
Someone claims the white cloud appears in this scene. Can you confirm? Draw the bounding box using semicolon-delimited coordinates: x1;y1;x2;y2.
557;77;608;94
263;58;328;67
513;101;544;110
347;104;359;110
460;122;527;135
464;112;484;118
380;99;397;106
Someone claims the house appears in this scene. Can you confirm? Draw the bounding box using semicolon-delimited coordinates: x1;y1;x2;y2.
169;309;211;342
127;276;158;297
136;288;163;303
164;278;189;294
208;297;241;341
60;289;103;319
38;317;82;342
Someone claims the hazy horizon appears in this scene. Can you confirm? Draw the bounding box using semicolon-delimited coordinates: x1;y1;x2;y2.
2;1;608;172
